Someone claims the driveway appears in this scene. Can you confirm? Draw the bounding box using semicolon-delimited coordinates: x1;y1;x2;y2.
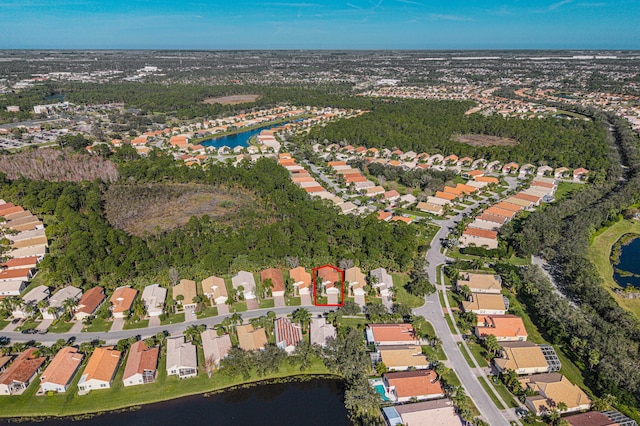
148;316;161;328
184;308;197;323
110;317;125;332
354;294;365;308
300;293;312;306
39;319;55;331
3;319;21;332
274;295;286;308
69;320;84;333
327;293;338;305
216;304;230;316
245;299;259;311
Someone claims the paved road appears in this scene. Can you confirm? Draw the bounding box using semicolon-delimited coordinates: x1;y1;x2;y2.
303;159;340;192
2;306;334;345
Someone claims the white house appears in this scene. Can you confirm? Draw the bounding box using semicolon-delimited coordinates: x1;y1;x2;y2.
39;347;83;394
42;286;83;320
77;346;121;395
166;336;198;379
12;285;50;319
202;275;228;305
141;284;167;317
231;270;256;300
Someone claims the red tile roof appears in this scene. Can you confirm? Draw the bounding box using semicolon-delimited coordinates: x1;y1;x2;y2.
123;341;159;381
76;286;105;315
0;348;46;386
260;268;285;292
275;317;302;347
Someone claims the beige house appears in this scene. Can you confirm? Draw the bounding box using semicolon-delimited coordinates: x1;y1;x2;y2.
173;279;198;311
462;293;507;315
237;324;268;351
456;272;502;294
201;330;232;367
39;347;83;394
202;275;228;305
376;346;430;371
520;373;591;415
345;266;367;296
166;336;197;379
493;342;550;375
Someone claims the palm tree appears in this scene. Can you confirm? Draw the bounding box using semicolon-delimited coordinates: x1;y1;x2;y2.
62;298;79;319
292;308;311;333
483;334;501;357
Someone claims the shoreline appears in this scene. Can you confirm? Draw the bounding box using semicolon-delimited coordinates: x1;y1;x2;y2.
0;358;338;421
190;114;310;145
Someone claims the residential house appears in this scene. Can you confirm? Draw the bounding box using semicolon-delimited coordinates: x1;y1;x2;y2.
0;267;34;283
42;286;83;320
565;410;637;426
237;324;268;351
1;256;38;270
416;202;444;216
13;285;50;319
384;190;401;202
493;342;551;375
463;293;507;315
274;317;302;353
77;346;121;394
554;167;570;179
459;228;499;250
382;370;444;403
475;314;528;341
462;169;484;180
366;324;418;346
173;279;198;311
456;272;502;294
573;168;589;181
289;266;311;295
141;284;167;317
0;348;46;395
537;165;553;176
345;266;367;296
201;330;232;367
123;341;159;386
109;286;137;319
74;286;106;321
309;317;336;347
383;399;462;426
166;336;198;379
376;346;430;371
202;275;228;305
316;266;342;296
0;280;26;296
232;271;257;300
370;268;394;299
39;346;83;393
504;196;534;209
0;356;12;373
520;373;591;415
261;268;285;298
513;192;542;206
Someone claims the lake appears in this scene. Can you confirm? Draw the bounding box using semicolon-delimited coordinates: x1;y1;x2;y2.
613;236;640;288
201;121;293;149
11;379;350;426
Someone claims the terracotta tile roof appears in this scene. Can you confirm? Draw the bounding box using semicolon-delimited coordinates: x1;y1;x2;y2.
260;268;285;292
76;286;105;316
377;211;393;221
316;266;341;284
304;186;325;193
109;286;137;313
1;256;38;269
368;324;417;343
476;314;528;339
289;267;311;289
462;228;498;239
384;370;442;398
391;216;412;224
81;346;121;383
275;317;302;347
531;180;555;189
494;201;523;212
513;192;541;203
123;341;159;381
565;411;616;426
40;346;83;387
435;191;457;201
484;207;516;218
237;324;268;351
476;213;508;224
475;176;499;184
0;348;45;385
173;279;197;305
0;268;32;280
456;183;478;194
384;190;400;199
467;170;484;177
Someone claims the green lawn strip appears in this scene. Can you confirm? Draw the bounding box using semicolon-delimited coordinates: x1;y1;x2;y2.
444;314;457;334
504;293;545;344
586;219;640;321
488;377;520;408
196;307;218;319
48;320;74;334
258;299;275;309
505;255;531;266
424;224;440;244
443;371;480;417
457;342;475;368
230;302;248;312
0;319;9;330
446;290;458;308
285;296;301;306
83;318;112;333
477;376;506;410
160;313;185;326
122;320;149;331
555;346;589;393
438;291;446;307
436;265;442;285
340;316;368;327
0;349;331;419
553;181;586;202
391;274;423;308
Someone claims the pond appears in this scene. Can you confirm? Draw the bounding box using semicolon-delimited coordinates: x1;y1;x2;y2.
201;120;295;149
6;379;350;426
612;234;640;288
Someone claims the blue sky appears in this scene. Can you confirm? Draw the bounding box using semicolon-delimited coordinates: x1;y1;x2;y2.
1;0;639;49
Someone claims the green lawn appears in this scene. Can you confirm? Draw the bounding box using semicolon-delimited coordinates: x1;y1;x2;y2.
123;320;149;330
467;342;489;367
0;347;332;419
17;320;41;331
258;299;275;309
48;320;74;334
391;274;423;308
477;376;506;410
489;377;519;408
504;293;545;344
160;313;185;326
444;314;457;334
196;307;218;319
587;219;640;321
438;291;446;307
0;319;9;330
436;265;442;285
422;345;447;361
285;296;301;306
457;342;475;368
554;181;585;201
340;316;368;327
230;302;248;312
83;317;112;333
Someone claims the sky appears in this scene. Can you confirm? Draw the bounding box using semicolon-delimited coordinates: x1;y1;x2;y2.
1;0;639;49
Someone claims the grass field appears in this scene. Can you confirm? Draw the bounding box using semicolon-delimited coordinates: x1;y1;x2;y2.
489;378;520;408
444;314;457;334
587;219;640;321
477;376;505;410
123;320;149;330
391;274;423;308
467;342;489;367
83;317;112;333
196;307;218;319
0;319;9;330
457;342;475;368
48;320;74;334
160;313;185;326
422;345;447;361
0;347;332;419
554;181;586;202
258;299;275;309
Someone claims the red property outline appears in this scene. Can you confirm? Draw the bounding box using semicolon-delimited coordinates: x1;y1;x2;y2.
312;264;345;307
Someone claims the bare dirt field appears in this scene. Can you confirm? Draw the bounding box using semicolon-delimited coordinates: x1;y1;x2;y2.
203;94;260;105
453;134;519;147
105;183;263;237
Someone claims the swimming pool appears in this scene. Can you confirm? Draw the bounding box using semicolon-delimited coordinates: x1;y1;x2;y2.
370;380;391;402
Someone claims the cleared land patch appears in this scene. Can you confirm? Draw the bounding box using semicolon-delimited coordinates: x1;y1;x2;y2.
203;94;260;105
453;134;519;147
104;183;263;237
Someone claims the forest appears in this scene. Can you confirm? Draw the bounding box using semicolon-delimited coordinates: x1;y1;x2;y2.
0;152;425;291
304;98;610;170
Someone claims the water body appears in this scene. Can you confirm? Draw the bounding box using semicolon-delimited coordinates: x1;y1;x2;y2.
201;120;296;149
45;93;65;102
13;379;349;426
613;236;640;288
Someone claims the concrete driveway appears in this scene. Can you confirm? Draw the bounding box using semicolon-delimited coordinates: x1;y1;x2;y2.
110;317;125;332
274;295;286;308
